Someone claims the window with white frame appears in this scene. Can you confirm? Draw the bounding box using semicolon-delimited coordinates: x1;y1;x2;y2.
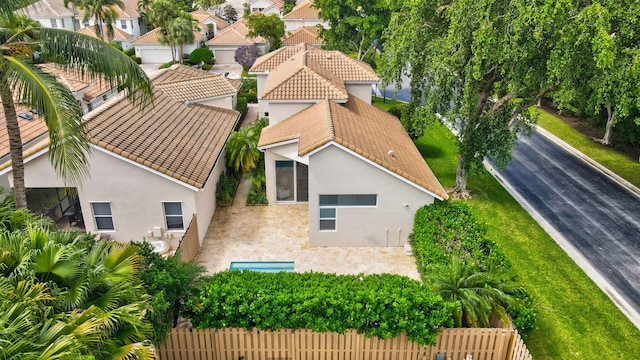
318;195;377;232
50;19;57;28
121;20;127;29
92;202;114;230
163;202;184;230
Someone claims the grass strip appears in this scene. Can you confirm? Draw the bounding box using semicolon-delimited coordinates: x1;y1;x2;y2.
414;121;640;359
533;108;640;188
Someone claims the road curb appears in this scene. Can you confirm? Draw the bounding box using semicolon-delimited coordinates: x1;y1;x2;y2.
535;126;640;199
484;159;640;330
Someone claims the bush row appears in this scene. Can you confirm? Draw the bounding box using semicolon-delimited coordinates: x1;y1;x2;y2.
185;271;456;346
409;202;537;335
215;161;242;207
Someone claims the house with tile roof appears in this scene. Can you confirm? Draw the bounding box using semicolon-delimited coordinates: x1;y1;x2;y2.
282;26;323;47
73;0;144;37
249;43;378;120
205;18;268;64
249;0;284;15
282;0;327;32
254;47;447;247
191;9;230;40
132;28;205;64
76;25;134;50
0;66;240;245
16;0;79;30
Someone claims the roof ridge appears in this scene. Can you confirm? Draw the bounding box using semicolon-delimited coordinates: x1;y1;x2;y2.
154;73;219;86
326;100;335;140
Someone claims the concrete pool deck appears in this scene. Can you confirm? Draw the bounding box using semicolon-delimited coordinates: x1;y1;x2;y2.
196;179;420;280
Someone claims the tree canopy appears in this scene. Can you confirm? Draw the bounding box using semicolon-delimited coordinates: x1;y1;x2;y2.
314;0;391;60
65;0;124;41
245;12;284;50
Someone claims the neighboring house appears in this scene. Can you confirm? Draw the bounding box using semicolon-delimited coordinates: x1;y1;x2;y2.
282;0;327;32
249;0;284;15
249;43;378;120
282;26;323;47
191;9;230;40
131;28;205;64
205;18;267;64
0;65;240;245
39;63;120;114
74;0;144;38
257;96;448;247
76;25;134;50
16;0;79;31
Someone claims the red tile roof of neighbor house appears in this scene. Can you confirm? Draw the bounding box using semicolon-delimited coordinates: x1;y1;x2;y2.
250;44;378;82
84;70;240;188
205;18;266;45
16;0;75;18
37;63;113;102
190;9;230;30
131;27;204;45
282;26;323;46
260;50;348;101
258;96;449;199
282;0;320;20
0;104;48;160
76;25;133;41
153;64;240;101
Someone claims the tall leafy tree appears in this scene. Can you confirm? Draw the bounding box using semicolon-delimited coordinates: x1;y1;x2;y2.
246;12;284;50
381;0;561;197
0;3;153;209
549;0;640;145
167;12;197;64
65;0;124;41
314;0;391;60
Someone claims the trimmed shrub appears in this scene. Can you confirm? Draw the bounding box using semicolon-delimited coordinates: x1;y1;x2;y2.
109;42;123;51
215;161;242;207
388;103;409;120
185;271;456;346
159;60;178;69
130;55;142;64
201;63;213;71
124;48;135;56
236;95;248;115
189;47;215;65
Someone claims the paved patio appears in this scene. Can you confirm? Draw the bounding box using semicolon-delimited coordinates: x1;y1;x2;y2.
196;179;420;280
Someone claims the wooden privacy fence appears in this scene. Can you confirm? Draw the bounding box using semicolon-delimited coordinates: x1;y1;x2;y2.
177;215;199;262
157;328;532;360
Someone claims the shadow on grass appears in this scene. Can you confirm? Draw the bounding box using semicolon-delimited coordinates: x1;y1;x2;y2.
415;142;444;159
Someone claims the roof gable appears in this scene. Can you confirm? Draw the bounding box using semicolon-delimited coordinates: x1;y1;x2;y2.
76;25;133;41
282;26;323;46
283;0;320;20
17;0;75;19
190;9;230;29
250;43;321;72
259;96;448;199
261;51;348;101
205;18;265;45
132;27;204;45
154;65;239;102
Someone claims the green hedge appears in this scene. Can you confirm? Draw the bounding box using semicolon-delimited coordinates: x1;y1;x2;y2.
410;202;537;335
185;271;456;346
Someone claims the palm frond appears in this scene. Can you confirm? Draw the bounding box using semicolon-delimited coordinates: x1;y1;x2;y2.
36;28;153;109
0;0;35;17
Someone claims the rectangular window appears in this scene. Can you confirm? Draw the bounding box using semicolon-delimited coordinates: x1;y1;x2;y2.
319;195;377;207
319;208;336;231
121;20;127;29
60;19;65;28
50;19;57;28
92;202;114;230
164;202;184;230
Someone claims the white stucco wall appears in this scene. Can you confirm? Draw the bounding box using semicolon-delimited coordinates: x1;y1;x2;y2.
36;17;76;31
307;145;436;247
346;83;374;104
263;143;307;204
193;150;225;245
83;18;141;38
195;96;235;110
267;102;316;124
283;20;327;32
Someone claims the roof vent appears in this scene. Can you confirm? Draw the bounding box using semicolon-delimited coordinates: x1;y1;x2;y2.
388;150;395;158
18;113;33;120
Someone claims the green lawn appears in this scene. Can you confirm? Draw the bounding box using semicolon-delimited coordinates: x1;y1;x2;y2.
414;122;640;359
534;108;640;188
372;96;405;112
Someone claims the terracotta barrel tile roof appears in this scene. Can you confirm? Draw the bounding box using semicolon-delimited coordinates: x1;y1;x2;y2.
38;63;112;101
282;0;321;20
282;26;323;46
190;9;230;29
261;51;348;101
259;96;448;199
205;18;265;45
17;0;75;18
153;64;239;101
132;28;204;45
0;104;48;160
250;43;321;72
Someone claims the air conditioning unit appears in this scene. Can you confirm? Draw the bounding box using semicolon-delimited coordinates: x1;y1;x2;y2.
152;226;163;238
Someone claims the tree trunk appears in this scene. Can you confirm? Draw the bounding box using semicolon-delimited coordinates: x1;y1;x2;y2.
179;43;184;64
1;83;28;208
601;102;614;145
453;155;470;199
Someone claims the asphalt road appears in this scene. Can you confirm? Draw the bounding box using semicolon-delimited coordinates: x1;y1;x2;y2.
494;131;640;325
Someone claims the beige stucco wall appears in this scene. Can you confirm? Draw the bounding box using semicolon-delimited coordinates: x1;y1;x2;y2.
195;96;235;110
308;145;435;247
268;102;316;124
346;84;373;104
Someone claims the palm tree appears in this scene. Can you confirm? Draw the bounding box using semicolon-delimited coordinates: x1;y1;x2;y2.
145;0;178;62
425;258;523;328
167;12;197;64
0;4;153;209
65;0;125;41
226;125;261;173
0;199;156;358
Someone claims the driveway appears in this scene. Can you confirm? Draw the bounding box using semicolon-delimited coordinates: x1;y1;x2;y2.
491;129;640;327
196;179;420;279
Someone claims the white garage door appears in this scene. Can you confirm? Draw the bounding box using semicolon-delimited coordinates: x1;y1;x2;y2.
214;49;237;64
140;48;173;64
